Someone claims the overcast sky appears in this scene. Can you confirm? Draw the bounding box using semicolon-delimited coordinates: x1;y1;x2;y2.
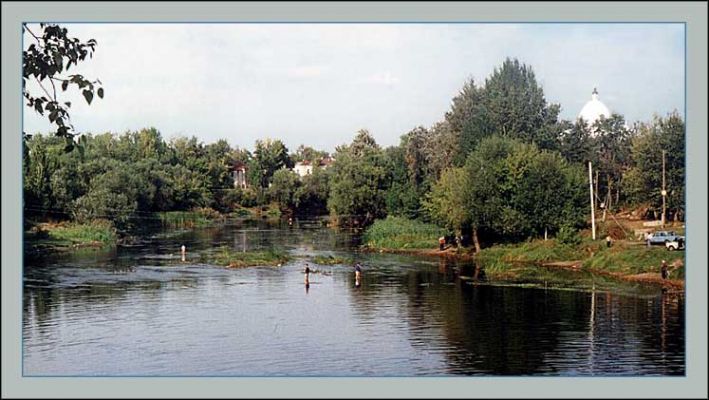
23;23;684;152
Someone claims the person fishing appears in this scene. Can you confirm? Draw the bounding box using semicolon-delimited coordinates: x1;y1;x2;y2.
304;264;311;285
354;262;362;287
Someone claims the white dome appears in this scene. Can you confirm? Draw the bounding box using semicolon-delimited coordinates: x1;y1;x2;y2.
578;88;611;126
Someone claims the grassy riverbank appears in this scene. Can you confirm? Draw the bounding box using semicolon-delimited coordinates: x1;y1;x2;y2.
25;220;118;250
362;216;447;250
363;217;686;288
476;238;685;284
205;246;290;268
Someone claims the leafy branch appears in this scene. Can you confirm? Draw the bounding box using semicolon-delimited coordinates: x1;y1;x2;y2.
22;23;104;152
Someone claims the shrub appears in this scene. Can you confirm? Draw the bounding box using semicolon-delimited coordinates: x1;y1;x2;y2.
556;225;581;246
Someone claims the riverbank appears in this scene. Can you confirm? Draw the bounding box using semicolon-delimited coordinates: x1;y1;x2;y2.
24;205;284;252
362;231;685;289
24;220;118;251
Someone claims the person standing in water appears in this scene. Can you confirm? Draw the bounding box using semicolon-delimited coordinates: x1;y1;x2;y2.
354;263;362;287
304;264;311;285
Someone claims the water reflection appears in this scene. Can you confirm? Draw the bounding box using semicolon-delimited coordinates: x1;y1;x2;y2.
23;219;684;376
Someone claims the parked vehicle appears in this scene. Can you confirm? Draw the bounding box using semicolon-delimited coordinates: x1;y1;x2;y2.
646;230;683;246
666;238;685;251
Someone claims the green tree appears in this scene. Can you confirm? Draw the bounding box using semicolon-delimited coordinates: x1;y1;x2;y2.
423;167;471;243
328;130;388;227
591;114;632;210
292;145;329;164
269;168;301;212
444;59;561;165
294;167;331;215
251;139;293;188
558;118;595;164
624;112;685;220
464;136;587;248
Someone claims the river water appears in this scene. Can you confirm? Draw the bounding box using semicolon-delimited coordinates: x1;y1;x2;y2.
23;218;685;376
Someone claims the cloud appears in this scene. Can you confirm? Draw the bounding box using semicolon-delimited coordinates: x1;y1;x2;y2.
22;23;684;152
363;71;400;86
287;65;328;78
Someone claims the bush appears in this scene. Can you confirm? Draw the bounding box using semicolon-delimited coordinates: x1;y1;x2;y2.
556;225;581;246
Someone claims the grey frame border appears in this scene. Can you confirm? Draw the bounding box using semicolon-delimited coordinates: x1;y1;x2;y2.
2;2;707;399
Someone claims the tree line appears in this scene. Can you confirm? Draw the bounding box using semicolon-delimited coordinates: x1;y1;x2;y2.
24;58;685;249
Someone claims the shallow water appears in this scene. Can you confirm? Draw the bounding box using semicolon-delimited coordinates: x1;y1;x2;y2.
23;218;685;376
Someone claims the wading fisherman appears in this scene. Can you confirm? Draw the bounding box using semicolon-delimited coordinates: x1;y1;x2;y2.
304;264;311;285
354;263;362;287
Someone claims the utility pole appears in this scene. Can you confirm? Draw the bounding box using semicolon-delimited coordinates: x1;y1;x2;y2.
661;150;667;227
589;161;596;240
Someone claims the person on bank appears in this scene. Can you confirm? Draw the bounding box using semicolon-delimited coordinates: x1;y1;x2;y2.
438;236;446;251
660;260;669;280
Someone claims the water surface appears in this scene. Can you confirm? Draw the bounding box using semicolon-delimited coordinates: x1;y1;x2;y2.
23;219;685;376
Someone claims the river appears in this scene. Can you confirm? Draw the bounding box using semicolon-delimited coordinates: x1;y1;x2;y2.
22;218;685;376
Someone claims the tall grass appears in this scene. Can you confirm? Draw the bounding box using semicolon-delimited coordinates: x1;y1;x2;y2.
205;246;290;268
363;216;447;249
311;254;354;265
42;219;117;246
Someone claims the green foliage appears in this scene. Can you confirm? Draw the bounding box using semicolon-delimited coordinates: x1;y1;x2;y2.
558;119;595;164
294;167;330;215
39;219;117;246
251;139;293;188
624;112;685;219
582;245;684;279
268;168;301;211
328;130;388;227
423;167;471;234
291;145;329;164
206;246;290;268
445;58;561;164
22;130;240;228
363;216;447;249
464;136;587;240
556;225;582;246
72;188;137;229
22;23;104;143
311;254;354;265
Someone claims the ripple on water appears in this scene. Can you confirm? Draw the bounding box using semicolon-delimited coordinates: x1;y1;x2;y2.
22;224;685;376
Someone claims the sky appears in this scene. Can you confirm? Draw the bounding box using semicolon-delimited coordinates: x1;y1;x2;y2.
23;23;685;152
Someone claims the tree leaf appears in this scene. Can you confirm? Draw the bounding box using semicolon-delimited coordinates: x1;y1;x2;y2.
97;88;104;99
82;90;93;105
62;80;68;91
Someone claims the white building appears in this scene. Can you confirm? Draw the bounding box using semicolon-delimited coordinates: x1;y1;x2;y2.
293;157;334;178
578;88;611;132
232;161;248;188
